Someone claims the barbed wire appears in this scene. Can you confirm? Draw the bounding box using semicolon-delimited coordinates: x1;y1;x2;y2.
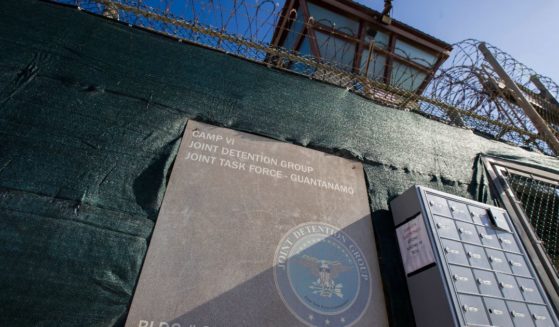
53;0;559;155
424;39;559;154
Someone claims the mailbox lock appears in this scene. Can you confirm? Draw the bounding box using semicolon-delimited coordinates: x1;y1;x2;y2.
520;286;534;293
467;252;481;259
499;282;513;289
479;233;493;240
499;237;512;245
488;308;503;315
476;278;491;285
462;305;478;313
453;274;468;282
509;260;522;267
458;227;472;235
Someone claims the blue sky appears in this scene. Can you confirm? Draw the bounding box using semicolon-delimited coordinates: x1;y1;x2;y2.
357;0;559;82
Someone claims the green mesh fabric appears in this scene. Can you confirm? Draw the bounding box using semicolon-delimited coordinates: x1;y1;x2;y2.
2;1;559;326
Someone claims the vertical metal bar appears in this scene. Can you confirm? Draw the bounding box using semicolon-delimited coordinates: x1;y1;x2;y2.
383;34;396;84
352;21;367;74
270;0;295;49
298;0;321;59
551;185;559;266
364;40;375;78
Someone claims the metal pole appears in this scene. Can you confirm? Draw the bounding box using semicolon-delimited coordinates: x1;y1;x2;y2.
478;42;559;155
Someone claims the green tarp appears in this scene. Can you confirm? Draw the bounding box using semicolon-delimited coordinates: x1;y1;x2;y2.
1;1;559;326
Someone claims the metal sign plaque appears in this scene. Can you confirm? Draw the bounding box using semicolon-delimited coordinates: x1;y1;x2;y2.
125;120;387;327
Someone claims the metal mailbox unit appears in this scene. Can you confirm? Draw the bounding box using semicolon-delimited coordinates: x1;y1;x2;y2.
390;185;559;327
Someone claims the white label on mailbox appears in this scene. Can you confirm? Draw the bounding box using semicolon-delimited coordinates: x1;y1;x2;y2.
396;214;436;275
499;237;512;245
490;256;502;263
459;228;472;235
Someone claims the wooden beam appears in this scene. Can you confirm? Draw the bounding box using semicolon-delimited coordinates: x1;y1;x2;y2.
484;74;533;135
530;75;559;108
479;42;559;155
487;76;532;133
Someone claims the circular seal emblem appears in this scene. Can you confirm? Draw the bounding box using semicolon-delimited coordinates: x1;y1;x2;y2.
274;222;372;327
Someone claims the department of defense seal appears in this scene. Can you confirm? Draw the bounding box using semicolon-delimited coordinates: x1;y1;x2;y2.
274;222;372;327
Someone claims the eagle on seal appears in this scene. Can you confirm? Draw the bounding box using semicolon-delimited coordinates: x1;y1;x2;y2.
296;254;351;291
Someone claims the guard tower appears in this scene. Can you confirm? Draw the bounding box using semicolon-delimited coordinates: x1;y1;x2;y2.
271;0;452;94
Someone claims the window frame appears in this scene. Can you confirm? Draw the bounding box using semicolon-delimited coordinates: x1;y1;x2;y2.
271;0;451;94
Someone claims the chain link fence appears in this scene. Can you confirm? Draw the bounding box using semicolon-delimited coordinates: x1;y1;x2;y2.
504;171;559;271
